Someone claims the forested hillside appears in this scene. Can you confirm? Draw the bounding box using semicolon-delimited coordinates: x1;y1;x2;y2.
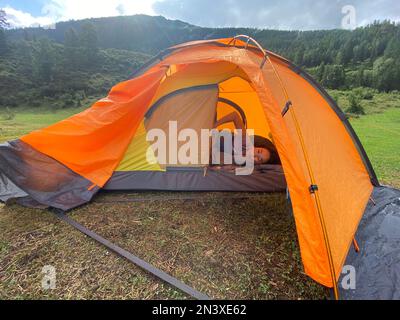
0;21;150;110
0;14;399;111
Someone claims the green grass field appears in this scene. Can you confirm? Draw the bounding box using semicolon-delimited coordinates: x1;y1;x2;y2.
327;89;399;187
0;92;399;300
0;107;85;142
350;108;400;187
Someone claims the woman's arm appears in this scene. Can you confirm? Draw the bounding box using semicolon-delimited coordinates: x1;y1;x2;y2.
214;112;245;132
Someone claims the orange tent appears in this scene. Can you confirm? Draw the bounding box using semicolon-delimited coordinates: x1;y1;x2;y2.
0;36;378;295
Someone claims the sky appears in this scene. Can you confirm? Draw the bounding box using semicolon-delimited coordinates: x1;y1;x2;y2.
1;0;399;30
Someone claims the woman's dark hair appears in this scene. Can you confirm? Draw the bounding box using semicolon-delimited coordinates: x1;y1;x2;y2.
253;135;272;149
218;134;281;165
253;135;281;165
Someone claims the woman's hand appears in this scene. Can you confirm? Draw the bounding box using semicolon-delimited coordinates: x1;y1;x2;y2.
214;112;245;131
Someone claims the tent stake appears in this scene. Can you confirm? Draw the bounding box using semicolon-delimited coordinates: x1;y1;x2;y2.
369;197;377;206
353;237;360;253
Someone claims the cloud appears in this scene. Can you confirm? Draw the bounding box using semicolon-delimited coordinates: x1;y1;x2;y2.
3;5;55;28
2;0;157;28
47;0;156;21
152;0;400;30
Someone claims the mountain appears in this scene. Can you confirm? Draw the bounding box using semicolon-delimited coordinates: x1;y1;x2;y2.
1;14;399;111
5;15;400;68
6;15;213;54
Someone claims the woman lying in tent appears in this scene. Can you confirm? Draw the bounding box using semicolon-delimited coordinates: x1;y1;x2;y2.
210;112;281;169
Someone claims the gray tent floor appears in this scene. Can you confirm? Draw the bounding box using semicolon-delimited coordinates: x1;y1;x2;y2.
339;186;400;300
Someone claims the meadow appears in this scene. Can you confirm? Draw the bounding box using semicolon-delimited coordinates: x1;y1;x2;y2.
328;89;400;187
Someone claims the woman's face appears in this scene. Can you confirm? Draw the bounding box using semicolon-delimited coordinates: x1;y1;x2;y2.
254;147;271;165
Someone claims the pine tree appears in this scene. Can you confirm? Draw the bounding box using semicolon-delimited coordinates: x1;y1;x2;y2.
347;92;365;115
373;57;400;92
23;30;32;41
341;40;354;65
0;9;8;56
64;28;80;69
33;39;55;83
0;9;9;29
356;67;365;87
0;29;7;56
322;65;346;89
316;62;326;82
384;38;400;59
79;23;99;68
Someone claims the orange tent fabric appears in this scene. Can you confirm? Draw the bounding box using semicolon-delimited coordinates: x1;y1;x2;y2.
22;67;168;187
19;37;375;289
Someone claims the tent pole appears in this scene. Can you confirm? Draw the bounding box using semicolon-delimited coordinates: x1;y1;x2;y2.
230;35;268;59
263;55;340;300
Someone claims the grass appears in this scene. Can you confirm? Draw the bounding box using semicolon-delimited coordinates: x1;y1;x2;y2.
0;192;327;300
328;89;400;115
0;108;82;142
350;108;400;187
328;89;400;187
0;97;101;142
0;90;399;299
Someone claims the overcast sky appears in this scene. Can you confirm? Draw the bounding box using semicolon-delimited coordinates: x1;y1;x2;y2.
1;0;399;30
